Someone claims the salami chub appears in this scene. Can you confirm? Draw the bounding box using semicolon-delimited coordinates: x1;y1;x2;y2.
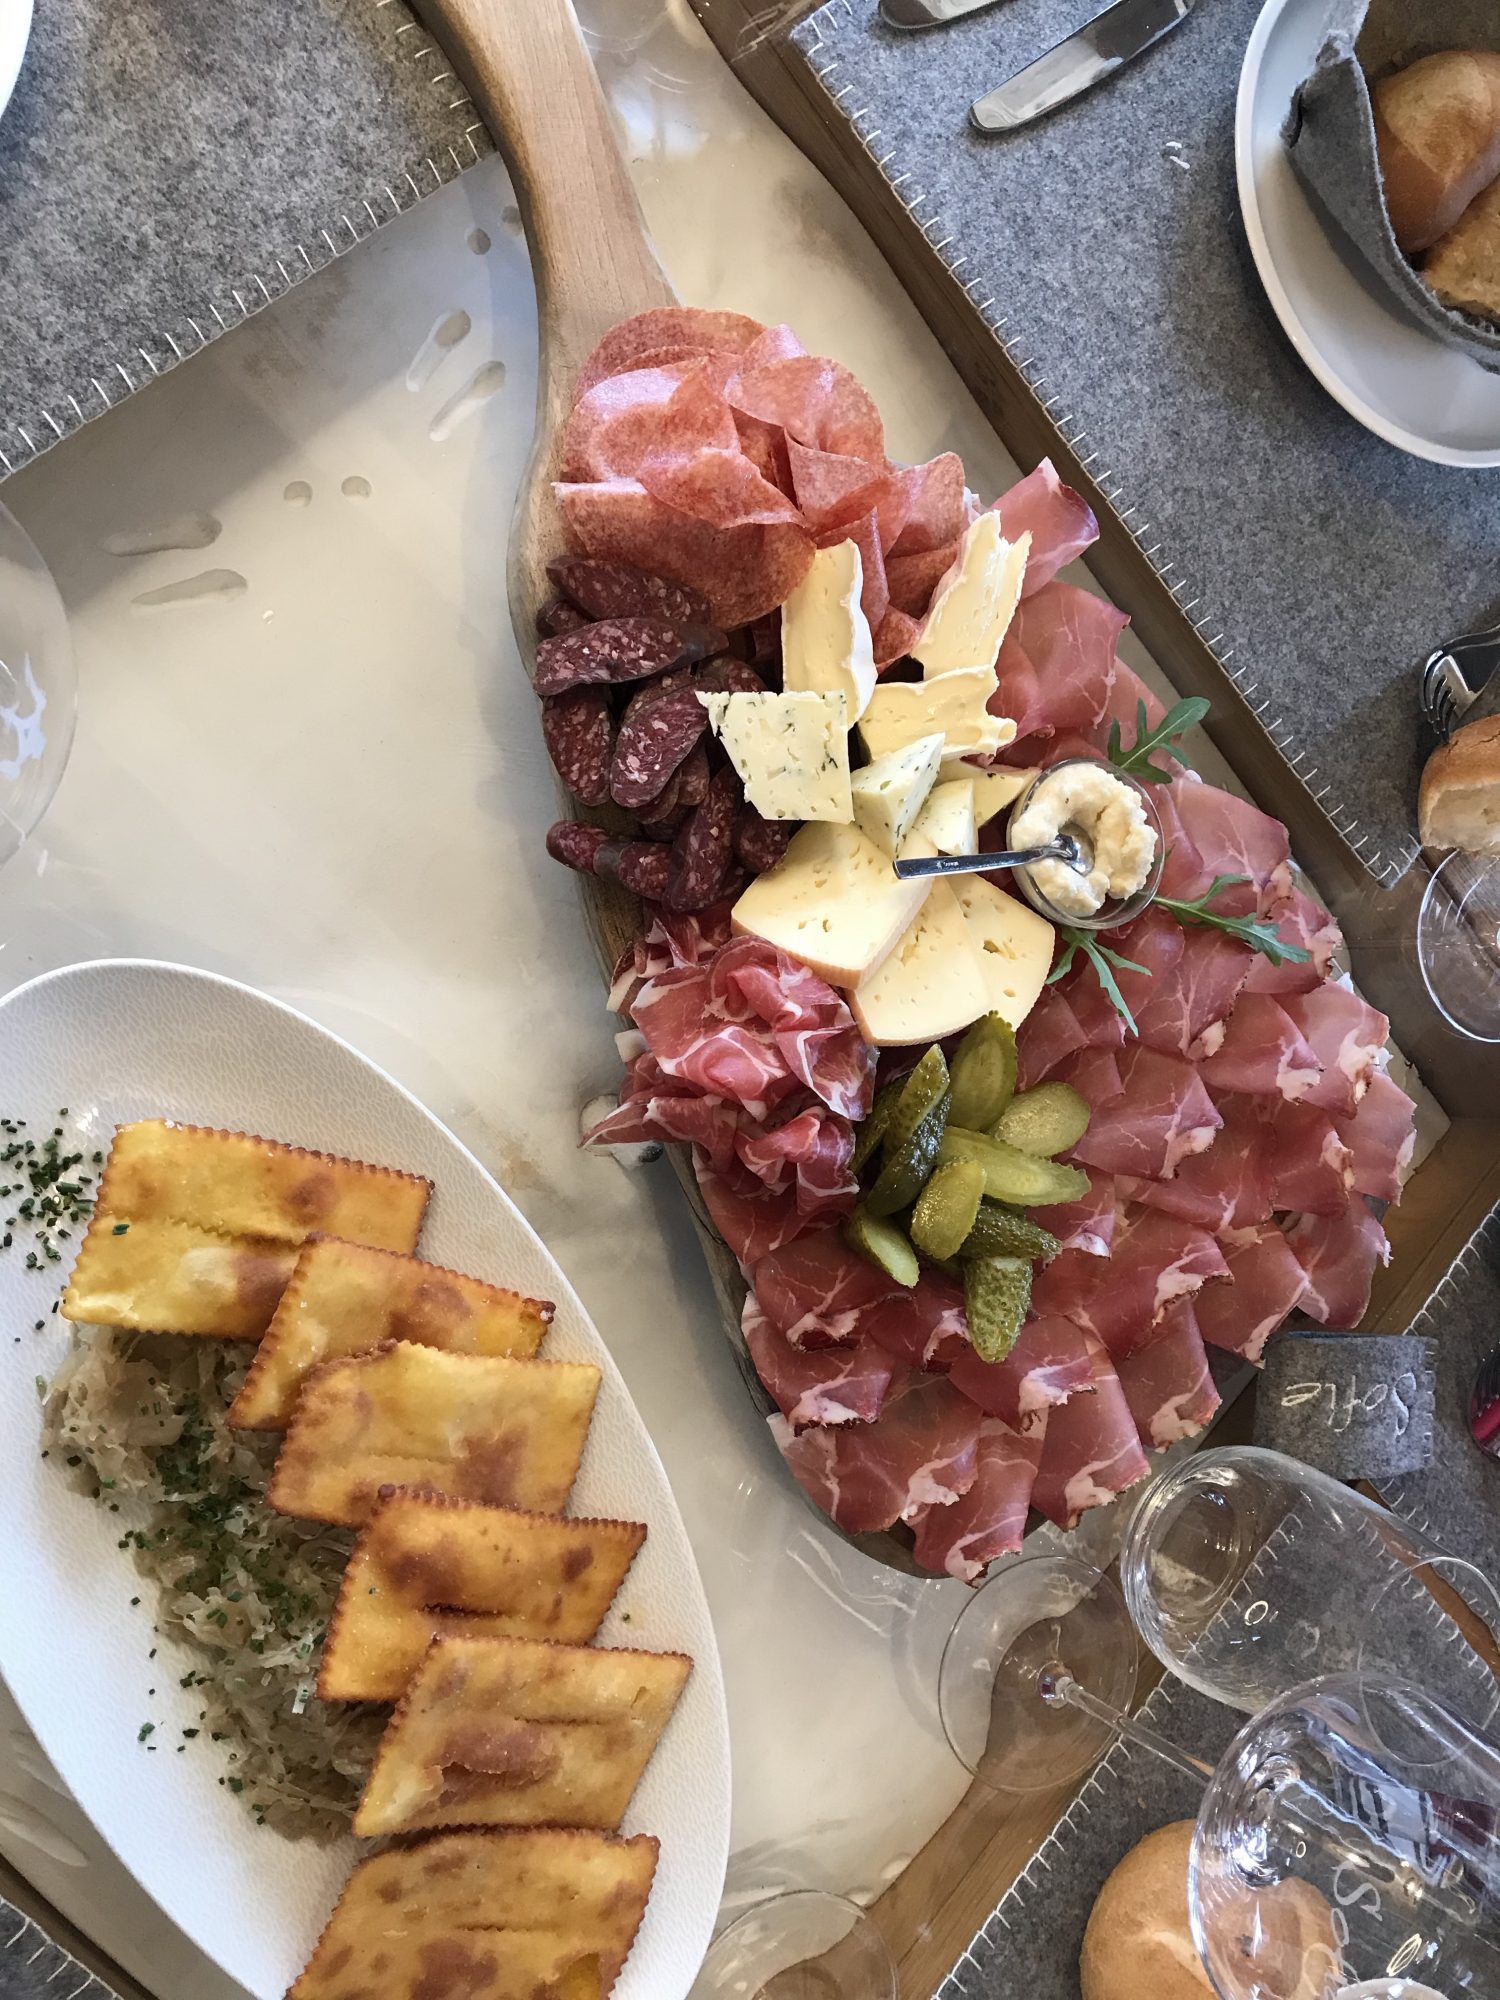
541;687;614;807
548;555;715;634
533;617;692;699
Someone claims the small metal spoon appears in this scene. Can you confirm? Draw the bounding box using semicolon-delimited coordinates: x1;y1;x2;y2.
894;829;1093;882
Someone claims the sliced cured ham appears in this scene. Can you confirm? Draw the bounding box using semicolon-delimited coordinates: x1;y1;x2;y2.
1051;1044;1124;1108
1031;1173;1118;1257
694;1157;802;1271
743;1295;895;1429
1199;993;1321;1102
769;1371;981;1533
708;938;877;1120
990;459;1098;595
1242;885;1342;998
1070;1046;1222;1181
1264;1100;1355;1218
1107;907;1185;1031
1336;1068;1417;1205
1091;659;1166;747
735;1102;858;1219
1074;1206;1229;1359
1134;928;1254;1061
1195;1224;1309;1363
1282;985;1387;1119
1119;1093;1272;1236
1287;1197;1390;1328
994;582;1124;743
910;1417;1046;1582
1163;778;1293;919
1057;963;1129;1054
1015;983;1089;1088
948;1315;1095;1431
1116;1301;1221;1448
1031;1335;1150;1530
753;1227;901;1348
860;1269;969;1372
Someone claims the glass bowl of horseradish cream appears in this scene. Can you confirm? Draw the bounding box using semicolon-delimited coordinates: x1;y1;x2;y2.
1006;756;1164;932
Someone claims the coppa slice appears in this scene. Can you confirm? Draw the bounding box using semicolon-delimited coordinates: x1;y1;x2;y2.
949;875;1056;1029
288;1828;658;2000
850;881;992;1046
731;820;930;989
228;1239;555;1430
319;1492;645;1702
858;667;1017;764
912;515;1031;678
268;1343;601;1527
354;1635;691;1837
780;538;877;721
63;1214;297;1338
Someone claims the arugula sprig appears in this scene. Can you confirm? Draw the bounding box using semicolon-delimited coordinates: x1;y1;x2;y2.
1158;874;1312;966
1107;696;1210;785
1047;930;1147;1036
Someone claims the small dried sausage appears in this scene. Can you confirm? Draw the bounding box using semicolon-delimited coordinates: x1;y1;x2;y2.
546;821;610;873
541;687;614;806
733;803;793;876
536;597;588;638
667;766;740;911
533;617;687;699
548;555;713;632
611;688;711;811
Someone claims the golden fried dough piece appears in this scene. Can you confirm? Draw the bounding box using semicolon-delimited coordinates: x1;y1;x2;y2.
268;1343;600;1528
355;1635;691;1837
319;1494;644;1702
62;1213;298;1337
228;1239;553;1430
97;1119;430;1250
289;1828;658;2000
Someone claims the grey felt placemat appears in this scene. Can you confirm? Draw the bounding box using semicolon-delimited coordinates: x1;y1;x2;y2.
786;0;1500;886
0;0;492;476
0;1901;120;2000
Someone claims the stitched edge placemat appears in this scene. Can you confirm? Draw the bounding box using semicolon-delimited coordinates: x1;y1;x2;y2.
0;1902;122;2000
0;0;493;478
785;0;1500;887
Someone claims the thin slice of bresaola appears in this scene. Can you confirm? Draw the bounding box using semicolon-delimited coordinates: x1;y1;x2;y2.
319;1492;645;1702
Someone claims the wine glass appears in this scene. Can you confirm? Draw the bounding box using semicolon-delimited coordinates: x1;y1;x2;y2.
0;500;74;872
689;1889;897;1999
1416;851;1500;1044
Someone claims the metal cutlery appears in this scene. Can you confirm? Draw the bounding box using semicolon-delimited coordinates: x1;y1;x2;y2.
970;0;1196;133
895;833;1091;880
1420;616;1500;741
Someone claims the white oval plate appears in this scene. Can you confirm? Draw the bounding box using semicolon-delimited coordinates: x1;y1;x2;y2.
1236;0;1500;467
0;0;31;125
0;959;729;2000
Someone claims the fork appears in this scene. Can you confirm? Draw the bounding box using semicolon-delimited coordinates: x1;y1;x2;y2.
1420;617;1500;741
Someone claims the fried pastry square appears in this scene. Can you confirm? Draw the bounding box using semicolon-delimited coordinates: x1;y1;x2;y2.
354;1634;691;1836
227;1239;553;1429
62;1214;299;1337
289;1827;658;2000
319;1493;644;1702
268;1342;601;1528
97;1119;430;1250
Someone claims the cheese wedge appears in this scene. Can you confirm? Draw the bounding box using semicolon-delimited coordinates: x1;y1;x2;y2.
848;733;944;858
731;820;930;988
903;778;977;859
701;690;851;822
966;765;1036;827
850;882;992;1045
781;539;878;722
913;515;1031;679
951;875;1055;1028
858;667;1015;765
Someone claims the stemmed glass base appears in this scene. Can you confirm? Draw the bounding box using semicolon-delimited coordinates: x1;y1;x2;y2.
690;1891;897;1999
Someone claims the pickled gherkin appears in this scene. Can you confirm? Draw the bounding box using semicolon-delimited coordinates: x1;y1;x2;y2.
910;1160;987;1262
964;1255;1032;1364
851;1079;902;1176
844;1207;920;1287
865;1047;950;1216
947;1013;1018;1133
936;1126;1090;1207
993;1081;1091;1158
960;1200;1061;1264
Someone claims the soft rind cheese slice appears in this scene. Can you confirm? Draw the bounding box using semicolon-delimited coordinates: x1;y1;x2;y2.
902;778;977;859
781;539;878;723
951;875;1055;1028
912;515;1031;679
848;733;944;858
858;667;1016;765
701;690;852;822
850;881;991;1046
731;821;930;989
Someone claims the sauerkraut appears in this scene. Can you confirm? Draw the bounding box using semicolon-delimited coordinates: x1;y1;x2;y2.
42;1331;382;1839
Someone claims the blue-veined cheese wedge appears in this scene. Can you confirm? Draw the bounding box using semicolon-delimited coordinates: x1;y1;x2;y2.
858;666;1016;764
700;689;852;822
848;733;944;858
780;539;877;723
912;515;1031;679
730;820;931;989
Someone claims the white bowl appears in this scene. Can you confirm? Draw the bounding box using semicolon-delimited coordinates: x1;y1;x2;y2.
0;0;32;125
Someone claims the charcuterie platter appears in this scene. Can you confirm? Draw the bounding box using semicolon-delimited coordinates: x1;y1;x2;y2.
423;0;1421;1584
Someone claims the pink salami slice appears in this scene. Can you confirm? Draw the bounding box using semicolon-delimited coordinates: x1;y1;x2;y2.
787;439;889;532
576;308;767;397
541;687;614;807
561;358;734;485
533;616;690;698
726;354;885;462
667;766;739;912
611;686;711;811
547;556;714;631
885;453;967;557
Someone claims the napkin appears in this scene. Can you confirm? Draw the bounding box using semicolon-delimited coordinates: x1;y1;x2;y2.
1287;0;1500;371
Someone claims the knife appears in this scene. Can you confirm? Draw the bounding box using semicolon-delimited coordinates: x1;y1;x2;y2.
970;0;1195;134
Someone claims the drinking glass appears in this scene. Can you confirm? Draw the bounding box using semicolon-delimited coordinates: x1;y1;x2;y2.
1416;852;1500;1044
689;1889;897;1999
0;501;74;871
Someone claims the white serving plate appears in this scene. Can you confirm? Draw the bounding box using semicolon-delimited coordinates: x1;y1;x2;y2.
0;0;31;125
1237;0;1500;467
0;959;730;2000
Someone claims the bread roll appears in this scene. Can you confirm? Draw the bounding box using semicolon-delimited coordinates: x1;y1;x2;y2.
1425;174;1500;325
1373;50;1500;254
1419;713;1500;854
1080;1820;1340;2000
